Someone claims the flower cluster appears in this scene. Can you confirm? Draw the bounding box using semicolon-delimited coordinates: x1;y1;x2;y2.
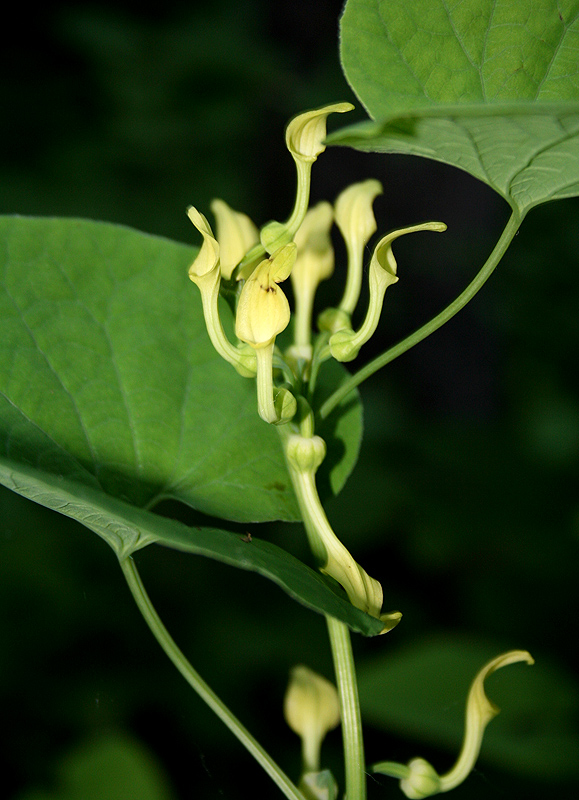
187;103;444;628
187;103;446;426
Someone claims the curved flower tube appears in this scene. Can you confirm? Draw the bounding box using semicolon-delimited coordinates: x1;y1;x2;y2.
282;430;401;633
330;222;447;363
256;102;355;260
373;650;535;798
187;206;255;377
335;179;383;315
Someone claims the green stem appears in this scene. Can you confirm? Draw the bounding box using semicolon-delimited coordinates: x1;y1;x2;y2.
326;616;366;800
307;332;331;400
119;555;306;800
286;158;313;235
319;210;522;420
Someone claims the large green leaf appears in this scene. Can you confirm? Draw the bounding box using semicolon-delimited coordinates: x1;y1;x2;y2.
358;634;579;777
0;216;375;633
0;216;360;524
334;0;579;215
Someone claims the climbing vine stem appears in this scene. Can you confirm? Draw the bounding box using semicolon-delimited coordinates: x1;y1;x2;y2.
326;615;367;800
119;554;306;800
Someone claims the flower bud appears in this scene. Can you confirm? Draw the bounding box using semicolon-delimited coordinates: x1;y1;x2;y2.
300;770;338;800
260;220;293;255
210;199;258;280
317;307;352;335
327;329;358;363
286;103;354;163
400;759;441;799
335;180;383;315
273;386;297;425
284;665;340;773
187;206;220;287
285;434;327;474
235;244;296;349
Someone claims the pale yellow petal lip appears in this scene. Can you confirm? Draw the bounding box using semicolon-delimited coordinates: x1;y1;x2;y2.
286;102;354;162
334;179;383;246
187;206;220;281
235;244;296;348
210;198;259;280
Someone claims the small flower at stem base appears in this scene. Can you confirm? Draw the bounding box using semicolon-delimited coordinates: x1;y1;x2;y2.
372;650;534;797
300;770;338;800
284;665;340;774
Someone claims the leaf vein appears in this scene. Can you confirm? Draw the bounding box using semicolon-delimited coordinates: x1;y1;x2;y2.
1;273;99;474
480;0;499;101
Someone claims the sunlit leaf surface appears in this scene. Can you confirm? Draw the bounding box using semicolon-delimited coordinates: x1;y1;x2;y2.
335;0;579;214
0;216;375;633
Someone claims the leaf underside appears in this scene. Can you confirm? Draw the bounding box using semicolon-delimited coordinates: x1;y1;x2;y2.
0;457;382;636
335;0;579;214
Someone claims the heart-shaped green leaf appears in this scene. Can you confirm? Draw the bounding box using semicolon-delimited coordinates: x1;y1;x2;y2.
0;216;361;524
334;0;579;215
0;216;373;633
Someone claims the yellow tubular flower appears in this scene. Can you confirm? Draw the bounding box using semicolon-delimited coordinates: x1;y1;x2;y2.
187;207;255;376
335;179;383;315
283;102;354;242
437;650;535;794
239;102;355;268
283;432;401;633
286;102;355;162
235;244;295;348
210;198;259;280
187;206;220;286
235;244;297;424
330;222;447;363
284;665;340;774
373;650;535;798
289;201;334;361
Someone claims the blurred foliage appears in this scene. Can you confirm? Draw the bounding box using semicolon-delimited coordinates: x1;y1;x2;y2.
1;1;578;799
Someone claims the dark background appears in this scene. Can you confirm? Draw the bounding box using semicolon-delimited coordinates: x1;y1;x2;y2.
1;2;578;799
